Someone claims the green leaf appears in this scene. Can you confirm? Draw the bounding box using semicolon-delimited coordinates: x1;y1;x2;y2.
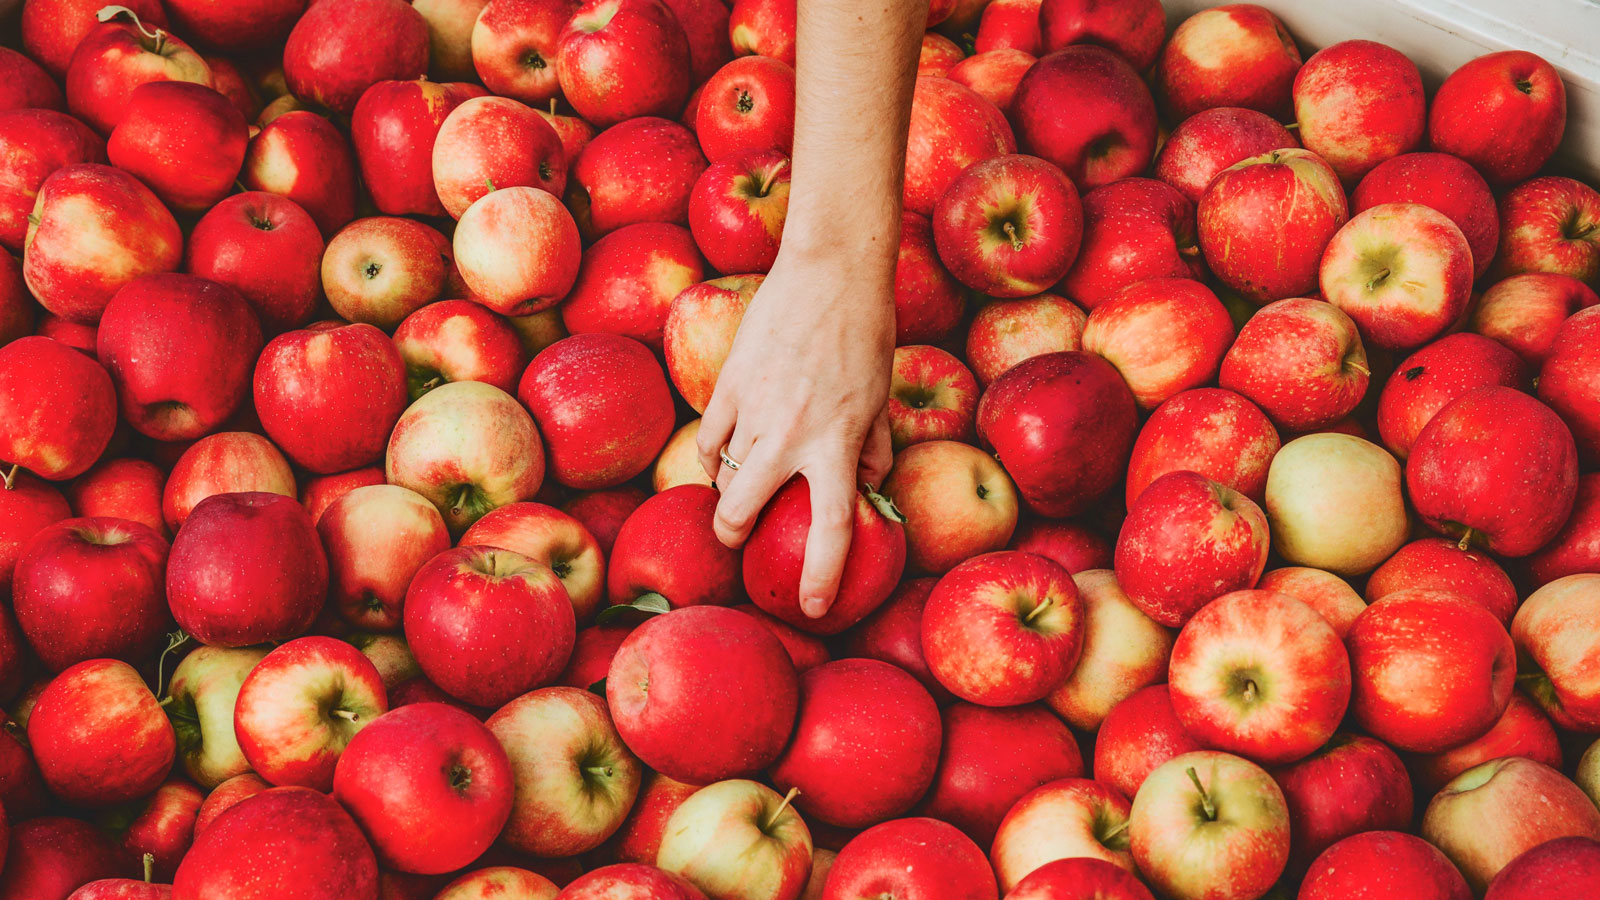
594;592;671;626
588;677;607;697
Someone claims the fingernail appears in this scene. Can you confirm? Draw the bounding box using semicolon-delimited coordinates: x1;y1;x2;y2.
801;597;826;618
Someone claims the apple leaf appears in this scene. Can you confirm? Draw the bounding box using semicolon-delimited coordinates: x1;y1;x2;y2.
595;592;671;626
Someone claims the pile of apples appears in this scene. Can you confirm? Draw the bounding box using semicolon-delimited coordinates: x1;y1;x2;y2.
3;0;1600;896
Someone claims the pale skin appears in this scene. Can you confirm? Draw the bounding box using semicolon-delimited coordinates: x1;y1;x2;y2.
697;0;926;617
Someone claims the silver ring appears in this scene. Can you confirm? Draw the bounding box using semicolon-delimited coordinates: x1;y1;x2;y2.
719;448;742;471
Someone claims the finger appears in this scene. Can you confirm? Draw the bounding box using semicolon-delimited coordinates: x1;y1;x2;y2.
712;439;790;549
798;460;859;619
697;393;737;482
857;411;893;489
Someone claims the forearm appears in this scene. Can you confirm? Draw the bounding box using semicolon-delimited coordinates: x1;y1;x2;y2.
783;0;926;276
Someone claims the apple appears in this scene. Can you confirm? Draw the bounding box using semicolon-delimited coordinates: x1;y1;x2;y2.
1485;837;1600;900
432;96;566;220
1352;152;1499;281
1541;304;1600;464
1422;757;1600;892
21;0;166;78
607;484;741;609
1413;692;1563;796
886;345;978;451
837;578;949;703
282;0;428;114
434;868;558;900
453;186;582;317
606;605;799;785
202;54;257;122
12;517;169;671
319;485;451;630
1154;107;1298;205
469;0;577;105
0;335;117;481
162;432;296;531
932;154;1081;298
23;163;181;324
404;545;575;707
166;491;327;647
655;421;716;492
1513;573;1600;730
164;645;271;789
657;779;813;900
67;457;167;537
1060;179;1204;309
29;658;175;807
173;787;379;900
977;351;1138;517
991;777;1134;891
902;77;1015;217
97;274;262;442
1157;4;1301;120
1472;273;1600;366
597;771;699;865
1255;570;1364;638
1094;687;1203;804
557;864;708;900
1493;176;1600;286
1319;203;1474;350
974;0;1041;54
562;223;704;350
163;0;305;51
742;476;907;634
385;380;546;534
1128;750;1289;900
884;439;1019;577
769;658;942;828
919;702;1083;847
486;686;642;856
105;81;245;216
460;502;606;623
319;218;447;330
728;0;795;65
1010;46;1157;190
351;79;483;218
1115;472;1270;627
1407;387;1578;555
409;0;491;82
1004;858;1151;900
1125;389;1279;507
1429;50;1566;185
1197;149;1348;304
1263;433;1409;576
660;0;732;83
1367;537;1517;626
1346;589;1515;752
116;762;204;873
919;33;965;77
948;49;1035;115
733;605;829;675
568;116;707;239
563;486;648;556
1272;733;1412;871
0;109;103;255
823;817;997;900
556;0;691;128
1292;40;1424;182
240;111;359;238
185;192;324;334
1530;473;1600;585
1044;569;1170;730
64;12;212;135
0;817;121;900
964;294;1085;386
696;55;795;161
687;148;790;275
393;298;525;401
1376;333;1527;460
1298;831;1471;900
662;274;763;412
892;210;966;346
1083;277;1234;409
1037;0;1163;68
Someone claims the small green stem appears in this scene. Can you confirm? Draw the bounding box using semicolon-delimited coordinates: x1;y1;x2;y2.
1187;767;1217;821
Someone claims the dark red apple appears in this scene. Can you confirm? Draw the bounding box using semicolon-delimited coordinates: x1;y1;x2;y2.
282;0;429;114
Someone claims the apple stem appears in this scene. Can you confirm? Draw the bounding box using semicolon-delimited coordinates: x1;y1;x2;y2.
550;99;558;116
1002;220;1024;251
1346;361;1370;376
142;852;154;883
763;786;800;832
1023;596;1055;624
1;463;17;490
1365;267;1391;291
1100;819;1130;844
583;764;614;779
1457;528;1476;551
25;213;39;228
331;708;361;722
1284;122;1300;131
862;486;908;524
97;5;166;51
449;485;474;517
1241;678;1259;703
1186;767;1217;821
155;629;190;698
484;176;497;194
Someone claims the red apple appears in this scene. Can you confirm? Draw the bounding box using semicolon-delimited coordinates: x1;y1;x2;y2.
1125;389;1279;507
164;0;306;51
240;111;359;238
322;218;449;330
1429;50;1566;185
64;12;212;135
393;299;524;401
282;0;428;114
1292;40;1424;182
460;502;606;623
0;817;121;900
1197;148;1347;304
976;351;1137;517
29;658;175;806
1530;473;1600;586
166;491;328;647
1093;685;1205;801
97;274;262;442
823;817;997;900
662;274;762;412
893;210;966;345
656;778;814;900
687;148;790;275
734;604;830;674
1046;568;1171;729
1407;387;1578;556
21;0;165;78
661;0;732;83
1346;590;1515;753
351;80;483;219
453;186;581;317
562;223;704;350
728;0;795;65
1010;46;1157;190
432;96;565;220
903;76;1015;217
1494;176;1600;286
742;476;908;634
964;293;1085;386
556;0;691;128
919;32;964;77
919;702;1083;846
201;53;257;122
975;0;1041;54
433;868;557;900
1366;537;1517;626
0;335;117;480
606;605;799;784
1219;297;1369;432
568;116;707;239
1157;4;1301;120
1154;107;1297;205
595;771;698;866
1413;692;1564;796
1472;273;1600;366
1513;573;1600;730
1376;333;1527;459
1010;520;1111;573
67;457;166;537
838;578;950;703
185;192;324;334
1299;831;1470;900
886;346;977;451
1272;733;1411;871
932;153;1081;298
468;0;577;105
696;55;795;161
1540;304;1600;463
319;485;450;630
1320;203;1474;350
949;51;1035;117
1485;837;1600;900
0;109;103;255
991;778;1134;891
607;484;741;609
882;440;1018;574
1060;179;1205;309
557;865;708;900
1352;152;1500;280
162;432;296;531
1004;858;1150;900
12;517;169;672
1082;277;1233;409
173;787;379;900
107;82;245;213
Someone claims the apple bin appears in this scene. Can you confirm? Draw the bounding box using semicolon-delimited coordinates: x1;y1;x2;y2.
2;0;1600;898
